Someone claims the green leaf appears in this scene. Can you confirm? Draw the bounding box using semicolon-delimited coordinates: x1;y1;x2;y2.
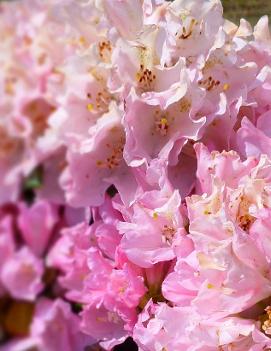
23;165;43;191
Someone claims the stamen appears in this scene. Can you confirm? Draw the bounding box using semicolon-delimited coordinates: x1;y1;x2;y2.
162;224;176;245
155;114;170;136
136;64;156;92
179;18;197;40
96;136;125;170
98;40;112;63
262;306;271;336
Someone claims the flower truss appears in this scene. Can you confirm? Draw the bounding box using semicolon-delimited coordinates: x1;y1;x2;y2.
1;0;271;351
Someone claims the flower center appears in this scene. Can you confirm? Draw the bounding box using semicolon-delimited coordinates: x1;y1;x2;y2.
177;18;198;40
96;131;125;170
179;97;192;113
98;40;112;63
236;195;256;232
162;224;176;245
136;64;156;92
198;76;220;92
86;88;111;114
153;110;173;136
23;98;55;138
0;126;21;159
261;306;271;336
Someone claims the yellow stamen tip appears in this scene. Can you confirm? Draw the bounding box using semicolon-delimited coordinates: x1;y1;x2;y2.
79;36;86;45
223;83;230;91
204;210;211;215
87;103;94;112
160;118;168;125
153;212;158;219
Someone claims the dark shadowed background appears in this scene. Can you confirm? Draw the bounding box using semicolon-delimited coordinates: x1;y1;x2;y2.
222;0;271;25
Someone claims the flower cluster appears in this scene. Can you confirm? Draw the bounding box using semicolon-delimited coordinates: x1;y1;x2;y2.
1;0;271;350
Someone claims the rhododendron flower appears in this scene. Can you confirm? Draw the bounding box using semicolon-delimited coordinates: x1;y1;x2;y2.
1;247;44;301
2;0;271;350
18;200;58;257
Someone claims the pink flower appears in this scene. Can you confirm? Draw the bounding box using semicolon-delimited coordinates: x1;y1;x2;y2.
119;189;186;268
0;215;15;296
18;200;58;257
123;83;205;166
60;104;137;207
29;298;94;351
1;246;44;301
103;0;143;40
81;305;127;350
